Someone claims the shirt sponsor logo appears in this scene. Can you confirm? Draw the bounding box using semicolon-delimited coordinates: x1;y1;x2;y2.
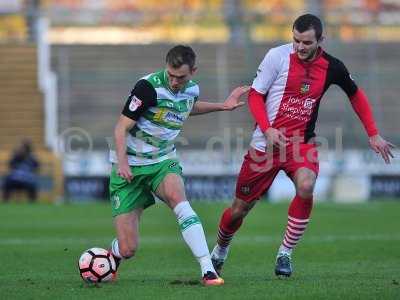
281;96;317;122
165;111;185;123
303;98;315;109
129;95;143;111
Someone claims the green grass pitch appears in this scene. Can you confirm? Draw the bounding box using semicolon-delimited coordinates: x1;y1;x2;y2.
0;200;399;299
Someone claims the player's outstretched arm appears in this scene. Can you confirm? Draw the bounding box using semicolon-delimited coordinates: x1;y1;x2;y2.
348;88;396;163
114;115;136;182
190;86;249;115
369;134;396;164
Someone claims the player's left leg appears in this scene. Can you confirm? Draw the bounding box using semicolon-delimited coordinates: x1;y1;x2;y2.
154;165;223;286
211;148;281;275
211;197;256;275
276;144;319;277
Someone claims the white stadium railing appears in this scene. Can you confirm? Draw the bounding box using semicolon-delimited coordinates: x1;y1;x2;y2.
37;17;58;152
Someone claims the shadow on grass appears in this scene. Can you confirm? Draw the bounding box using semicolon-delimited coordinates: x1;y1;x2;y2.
169;279;200;286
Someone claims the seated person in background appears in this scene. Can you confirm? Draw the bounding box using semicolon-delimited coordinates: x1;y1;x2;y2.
2;139;40;202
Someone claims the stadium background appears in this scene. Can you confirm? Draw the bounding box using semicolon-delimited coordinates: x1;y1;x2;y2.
1;0;400;202
1;1;400;299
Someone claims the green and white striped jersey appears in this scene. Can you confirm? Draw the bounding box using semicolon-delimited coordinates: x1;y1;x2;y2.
109;69;199;165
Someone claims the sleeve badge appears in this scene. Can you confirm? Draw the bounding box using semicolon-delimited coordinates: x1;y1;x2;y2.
129;95;143;111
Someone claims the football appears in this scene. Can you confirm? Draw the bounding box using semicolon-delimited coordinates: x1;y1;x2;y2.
78;247;116;283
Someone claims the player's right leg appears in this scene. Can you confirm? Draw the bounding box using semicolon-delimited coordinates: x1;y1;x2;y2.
212;148;280;275
108;164;152;278
111;209;142;269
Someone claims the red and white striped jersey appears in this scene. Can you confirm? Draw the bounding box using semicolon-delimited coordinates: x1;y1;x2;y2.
250;43;358;152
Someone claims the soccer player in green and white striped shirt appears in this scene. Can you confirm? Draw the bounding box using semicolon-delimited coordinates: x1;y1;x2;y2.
108;45;249;286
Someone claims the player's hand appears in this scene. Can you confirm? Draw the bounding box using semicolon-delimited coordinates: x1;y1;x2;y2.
369;134;396;164
222;86;250;111
117;162;133;182
264;127;289;149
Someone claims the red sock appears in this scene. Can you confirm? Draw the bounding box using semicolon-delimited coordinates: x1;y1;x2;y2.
281;195;313;251
217;208;243;248
288;194;313;219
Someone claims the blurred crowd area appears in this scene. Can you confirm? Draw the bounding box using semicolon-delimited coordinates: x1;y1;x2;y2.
1;0;399;151
2;0;400;43
1;1;400;202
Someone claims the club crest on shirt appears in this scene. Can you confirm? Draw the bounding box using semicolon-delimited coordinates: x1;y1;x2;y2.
188;99;194;109
300;82;310;94
129;95;143;111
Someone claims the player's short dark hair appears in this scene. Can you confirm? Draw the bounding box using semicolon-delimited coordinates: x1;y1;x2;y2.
293;14;323;41
166;45;196;70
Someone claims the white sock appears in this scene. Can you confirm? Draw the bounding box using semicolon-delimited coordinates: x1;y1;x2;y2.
197;255;216;276
111;238;125;260
174;201;216;275
213;244;230;259
278;245;292;257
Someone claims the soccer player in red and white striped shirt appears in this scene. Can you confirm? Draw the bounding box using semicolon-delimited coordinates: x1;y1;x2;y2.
211;14;395;277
